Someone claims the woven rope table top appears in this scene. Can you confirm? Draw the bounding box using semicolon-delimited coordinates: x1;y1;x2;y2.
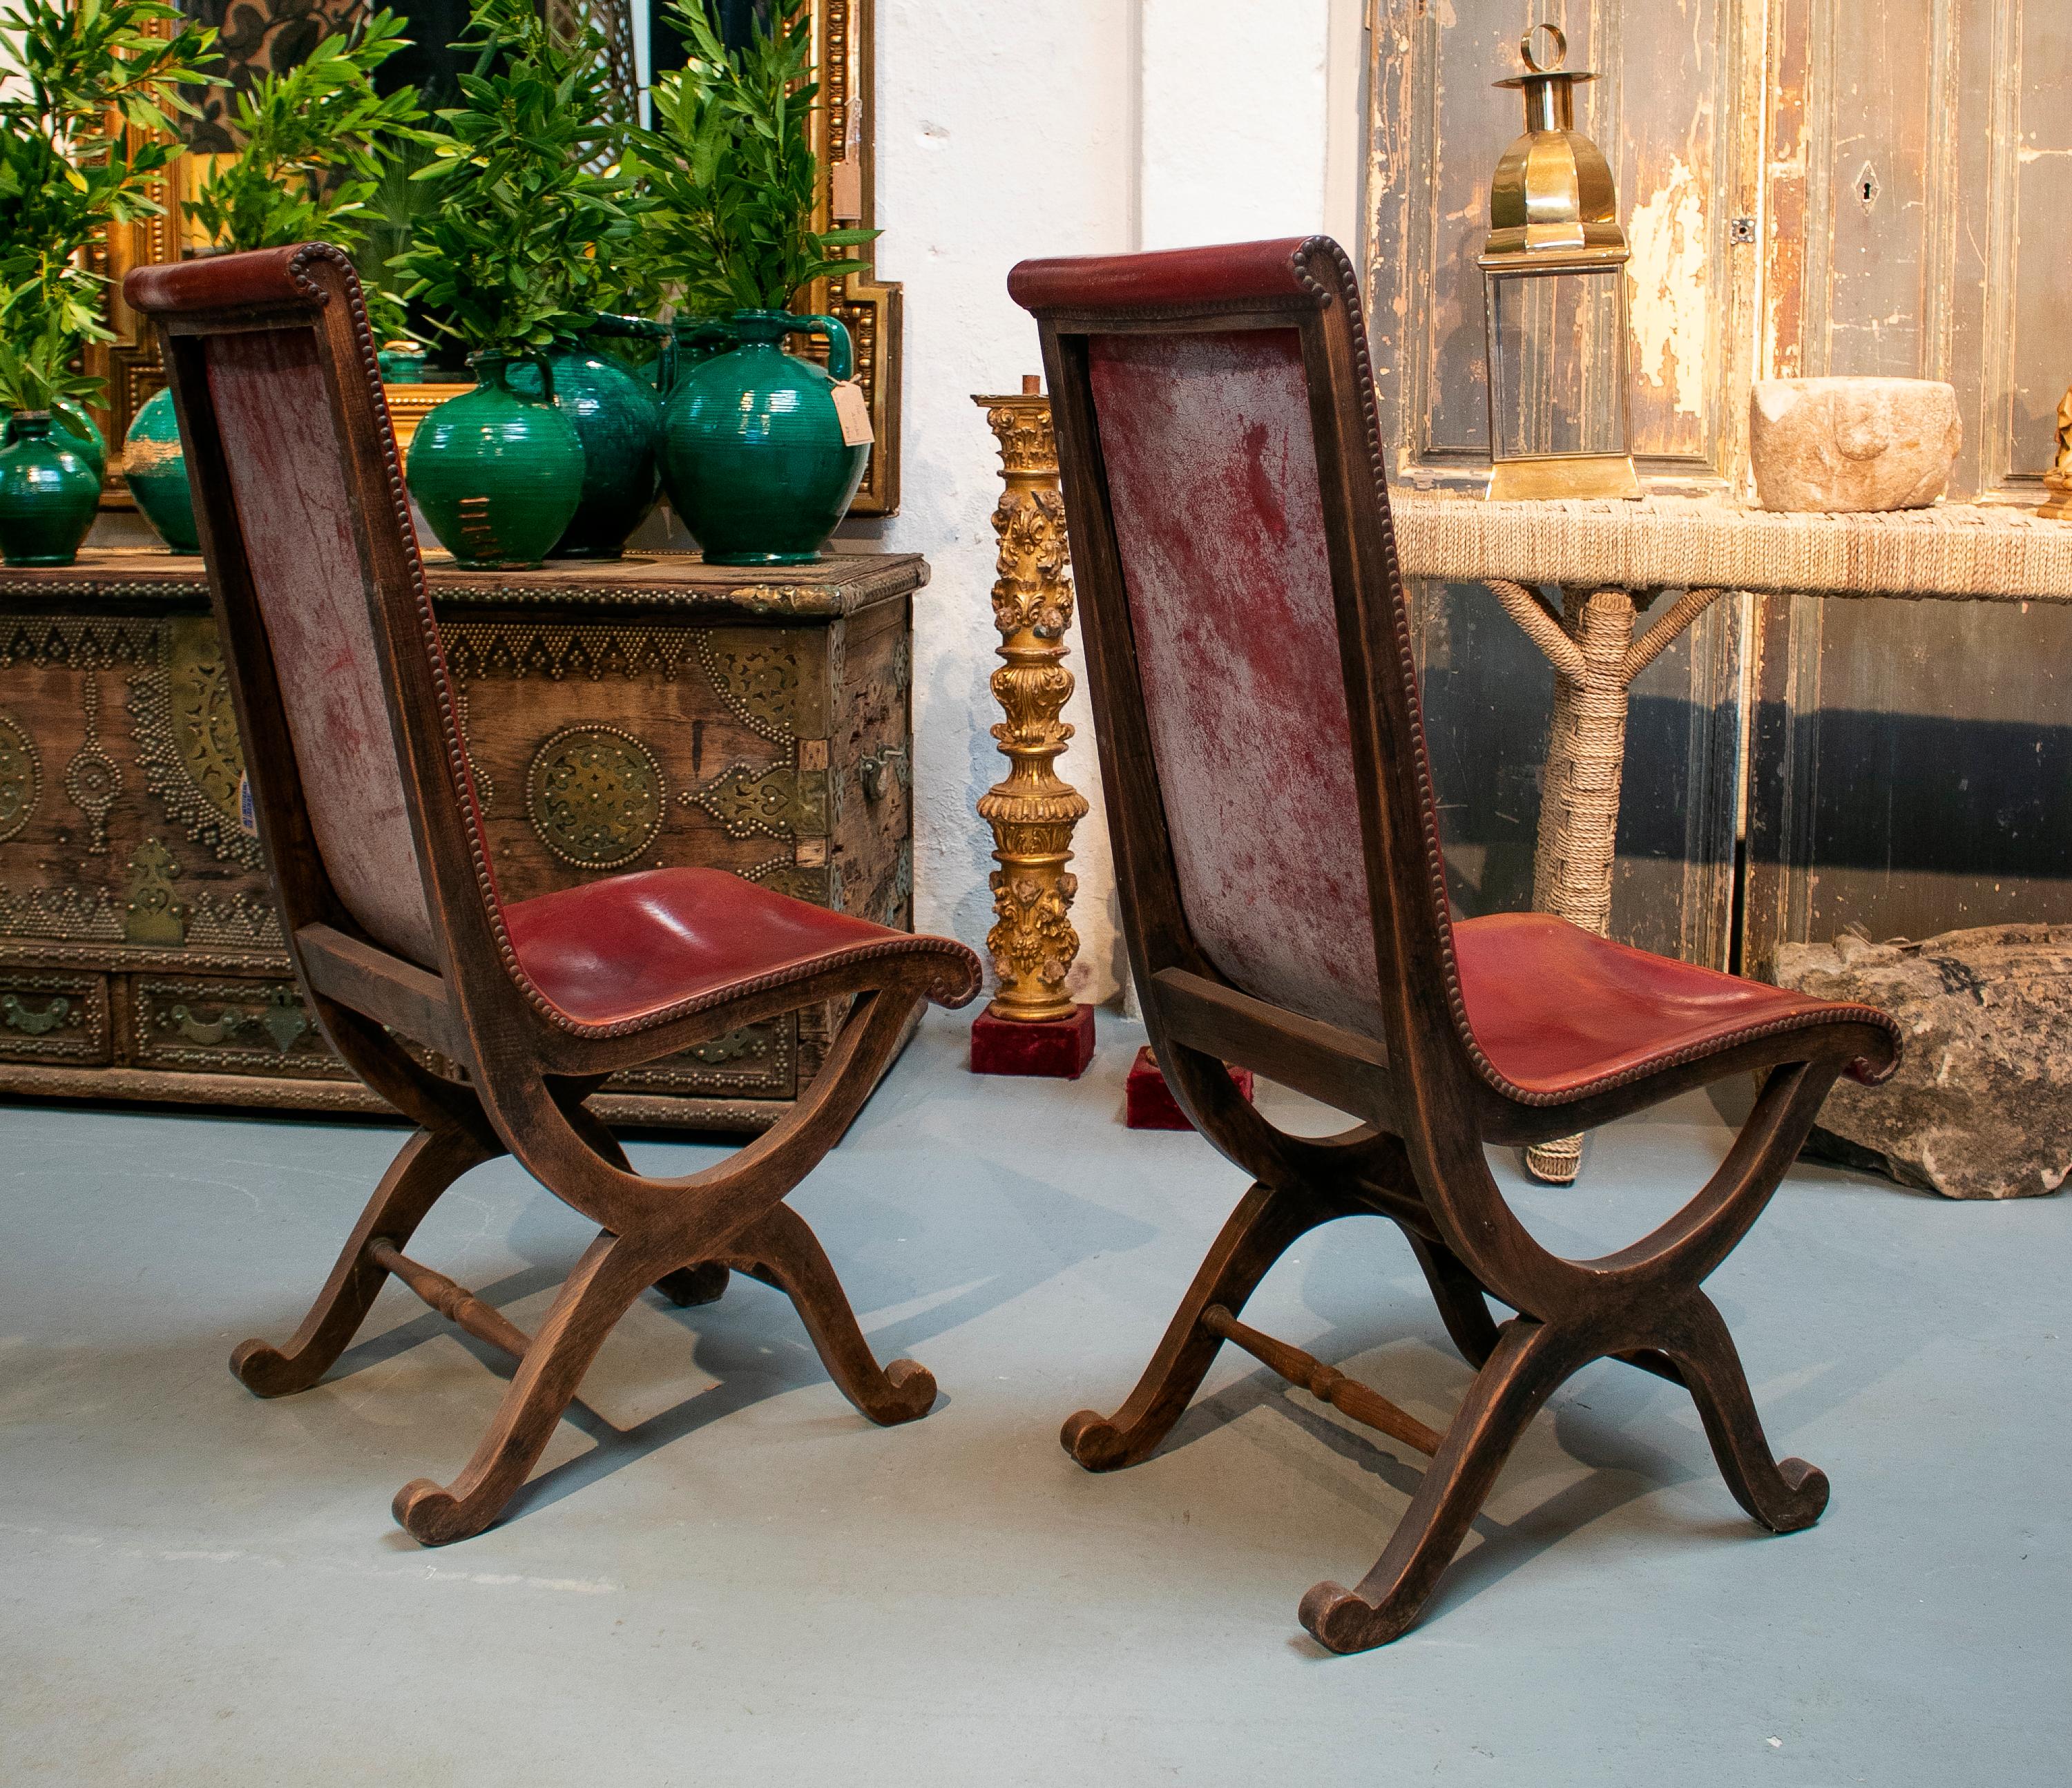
1388;493;2072;602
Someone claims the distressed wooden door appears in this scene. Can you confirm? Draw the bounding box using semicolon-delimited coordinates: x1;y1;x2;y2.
1364;0;2072;969
1746;0;2072;970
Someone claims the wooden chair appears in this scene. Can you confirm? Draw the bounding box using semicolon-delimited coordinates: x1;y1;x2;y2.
126;244;981;1546
1010;237;1902;1653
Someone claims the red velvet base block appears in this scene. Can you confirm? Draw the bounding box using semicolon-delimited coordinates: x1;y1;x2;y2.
970;1003;1097;1079
1124;1045;1256;1130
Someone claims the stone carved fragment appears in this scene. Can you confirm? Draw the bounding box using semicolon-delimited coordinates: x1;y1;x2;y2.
1773;924;2072;1200
1749;378;1961;513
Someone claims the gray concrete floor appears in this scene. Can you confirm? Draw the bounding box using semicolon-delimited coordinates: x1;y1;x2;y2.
1;1010;2065;1786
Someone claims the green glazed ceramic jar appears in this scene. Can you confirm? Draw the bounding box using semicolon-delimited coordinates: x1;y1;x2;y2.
123;384;200;554
507;326;664;559
660;310;870;566
0;412;103;568
377;340;428;384
4;398;106;482
405;353;586;570
666;316;737;389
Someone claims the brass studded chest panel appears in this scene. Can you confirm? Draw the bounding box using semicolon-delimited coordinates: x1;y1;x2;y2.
0;549;923;1131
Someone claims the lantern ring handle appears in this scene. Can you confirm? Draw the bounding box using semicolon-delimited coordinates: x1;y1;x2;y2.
1521;23;1567;74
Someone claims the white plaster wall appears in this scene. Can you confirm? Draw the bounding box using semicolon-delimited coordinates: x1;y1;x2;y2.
858;0;1364;1003
1139;0;1331;250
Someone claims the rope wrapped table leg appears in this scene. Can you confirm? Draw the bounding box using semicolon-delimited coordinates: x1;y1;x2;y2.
1486;581;1730;1183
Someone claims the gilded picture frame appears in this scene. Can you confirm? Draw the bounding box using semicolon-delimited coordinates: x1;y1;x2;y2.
90;0;901;517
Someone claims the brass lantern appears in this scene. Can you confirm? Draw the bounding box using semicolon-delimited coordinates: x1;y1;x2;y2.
1479;25;1640;502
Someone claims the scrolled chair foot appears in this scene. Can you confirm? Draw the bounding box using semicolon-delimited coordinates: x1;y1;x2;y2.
1059;1409;1129;1470
876;1358;939;1424
1758;1458;1830;1534
391;1477;483;1548
229;1338;305;1398
1297;1579;1420;1655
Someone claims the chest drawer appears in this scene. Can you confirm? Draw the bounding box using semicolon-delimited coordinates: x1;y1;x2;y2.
0;971;111;1065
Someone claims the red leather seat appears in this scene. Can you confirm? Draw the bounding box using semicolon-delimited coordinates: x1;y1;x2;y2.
1453;911;1888;1102
504;866;969;1031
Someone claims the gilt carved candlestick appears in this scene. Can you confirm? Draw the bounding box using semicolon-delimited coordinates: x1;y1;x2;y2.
2041;385;2072;521
968;377;1095;1077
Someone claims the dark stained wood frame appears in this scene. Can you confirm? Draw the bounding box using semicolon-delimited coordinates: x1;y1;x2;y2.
127;243;975;1546
1021;236;1899;1653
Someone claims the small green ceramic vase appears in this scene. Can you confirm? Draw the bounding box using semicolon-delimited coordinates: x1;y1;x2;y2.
123;384;200;554
377;340;429;384
5;398;106;483
0;412;103;568
660;310;870;566
405;352;586;570
507;320;666;559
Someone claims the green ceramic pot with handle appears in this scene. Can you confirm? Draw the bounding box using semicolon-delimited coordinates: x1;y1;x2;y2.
660;309;870;566
4;398;106;483
0;412;103;567
506;316;671;559
666;315;738;388
405;352;586;569
122;384;200;554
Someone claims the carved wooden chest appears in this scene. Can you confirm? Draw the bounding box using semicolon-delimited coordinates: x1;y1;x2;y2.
0;548;921;1130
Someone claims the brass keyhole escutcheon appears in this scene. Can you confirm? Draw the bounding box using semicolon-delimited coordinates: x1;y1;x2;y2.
1522;22;1568;74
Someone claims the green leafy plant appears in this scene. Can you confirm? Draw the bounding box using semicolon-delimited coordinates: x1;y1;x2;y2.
629;0;878;316
0;0;220;411
181;10;432;258
393;0;640;358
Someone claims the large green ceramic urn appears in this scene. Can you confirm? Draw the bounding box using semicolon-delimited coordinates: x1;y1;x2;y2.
0;412;103;568
507;322;668;559
122;384;200;554
405;353;586;569
3;398;106;482
660;311;870;566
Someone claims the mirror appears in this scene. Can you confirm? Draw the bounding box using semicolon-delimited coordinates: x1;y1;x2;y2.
90;0;899;516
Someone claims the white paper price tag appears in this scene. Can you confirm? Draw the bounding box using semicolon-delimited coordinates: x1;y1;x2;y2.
831;379;874;448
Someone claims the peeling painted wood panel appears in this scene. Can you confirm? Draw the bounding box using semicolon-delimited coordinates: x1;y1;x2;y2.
2008;6;2072;481
1778;0;2070;497
1609;0;1736;463
1365;0;1753;483
1417;2;1519;461
1808;0;1939;382
1747;4;2072;963
1763;0;1815;385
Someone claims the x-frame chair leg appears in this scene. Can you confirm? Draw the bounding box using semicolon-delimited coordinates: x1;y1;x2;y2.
1064;1117;1834;1654
1296;1289;1829;1653
1654;1291;1830;1533
386;1198;938;1548
301;984;945;1548
231;1124;499;1398
1062;1176;1356;1471
709;1202;939;1425
1298;1316;1589;1653
393;1228;660;1545
548;1079;733;1314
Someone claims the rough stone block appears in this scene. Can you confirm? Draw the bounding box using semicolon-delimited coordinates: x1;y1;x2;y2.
1749;377;1961;513
1772;923;2072;1200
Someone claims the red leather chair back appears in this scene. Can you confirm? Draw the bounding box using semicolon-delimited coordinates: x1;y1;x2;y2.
126;245;483;974
202;325;439;964
1077;324;1385;1038
1011;238;1456;1052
